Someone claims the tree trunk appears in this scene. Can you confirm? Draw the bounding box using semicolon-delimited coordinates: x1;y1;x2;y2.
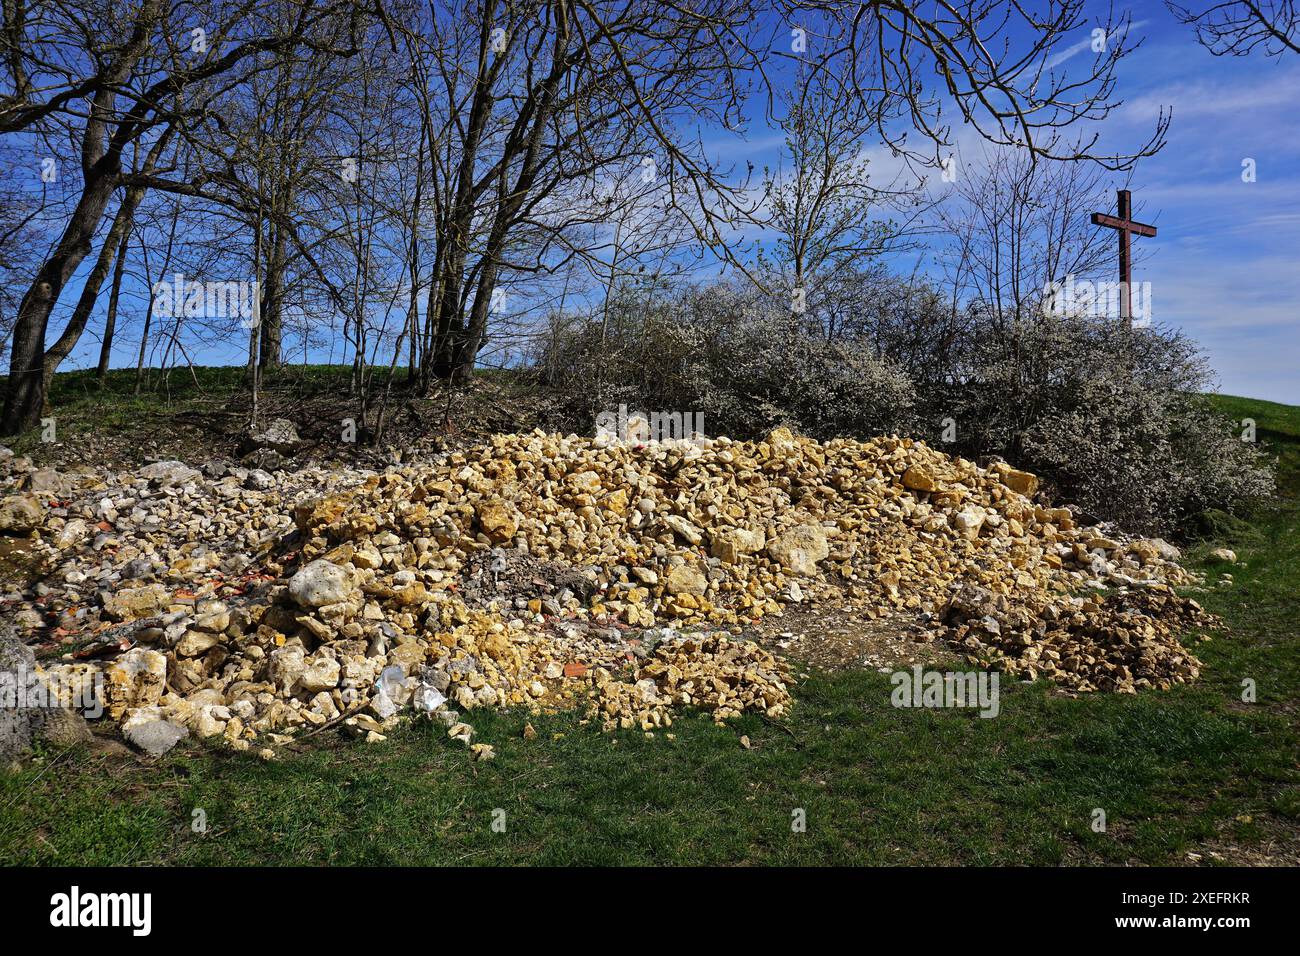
431;258;465;379
258;223;286;368
419;241;447;391
134;294;155;396
44;184;144;390
2;166;118;434
1;0;161;433
97;225;131;382
429;5;501;381
447;0;568;383
456;266;495;382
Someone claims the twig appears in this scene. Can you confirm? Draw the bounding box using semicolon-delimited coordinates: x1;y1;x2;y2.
280;703;368;749
758;713;801;747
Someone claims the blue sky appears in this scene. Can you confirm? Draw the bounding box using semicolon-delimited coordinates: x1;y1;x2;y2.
45;2;1299;402
748;0;1300;403
701;3;1299;402
1088;0;1300;403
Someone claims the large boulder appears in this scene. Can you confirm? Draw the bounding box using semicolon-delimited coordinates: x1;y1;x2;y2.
288;560;359;609
240;418;301;456
766;525;829;575
137;460;202;488
0;494;44;535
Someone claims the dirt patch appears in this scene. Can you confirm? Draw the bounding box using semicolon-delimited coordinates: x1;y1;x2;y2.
741;598;956;673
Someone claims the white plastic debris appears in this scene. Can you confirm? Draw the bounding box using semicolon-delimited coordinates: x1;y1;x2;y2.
371;687;399;720
372;666;413;719
411;684;447;715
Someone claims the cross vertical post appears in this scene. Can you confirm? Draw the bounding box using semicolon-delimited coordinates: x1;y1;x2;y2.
1117;190;1131;319
1091;189;1157;324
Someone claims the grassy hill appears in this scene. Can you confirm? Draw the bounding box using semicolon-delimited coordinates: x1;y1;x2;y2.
1;364;537;468
0;393;1296;865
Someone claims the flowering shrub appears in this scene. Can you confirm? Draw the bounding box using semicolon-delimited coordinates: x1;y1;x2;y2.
536;282;1273;535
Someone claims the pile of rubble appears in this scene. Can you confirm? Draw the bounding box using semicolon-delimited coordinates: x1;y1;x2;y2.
940;583;1213;692
0;424;1217;757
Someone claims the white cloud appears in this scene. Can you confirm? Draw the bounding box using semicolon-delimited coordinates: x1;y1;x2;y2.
1045;19;1149;71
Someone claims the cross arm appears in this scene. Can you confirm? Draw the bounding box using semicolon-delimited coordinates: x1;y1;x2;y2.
1091;212;1157;237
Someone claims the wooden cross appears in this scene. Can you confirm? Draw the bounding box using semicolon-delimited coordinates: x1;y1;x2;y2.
1091;189;1156;321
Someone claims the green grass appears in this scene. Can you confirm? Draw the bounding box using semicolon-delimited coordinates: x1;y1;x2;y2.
1;393;1296;866
2;365;385;457
0;363;527;458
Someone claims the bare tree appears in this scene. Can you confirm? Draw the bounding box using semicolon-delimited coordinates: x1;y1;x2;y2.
0;0;1175;438
759;65;922;334
937;146;1123;335
398;0;768;385
932;145;1133;457
1167;1;1299;56
789;1;1169;168
0;0;360;434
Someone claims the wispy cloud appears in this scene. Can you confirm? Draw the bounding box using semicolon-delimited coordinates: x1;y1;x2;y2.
1045;19;1149;70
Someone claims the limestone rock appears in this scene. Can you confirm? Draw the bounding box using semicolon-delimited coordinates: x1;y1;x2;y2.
766;525;829;575
665;564;708;597
138;460;202;487
121;707;189;756
631;566;659;585
299;655;341;693
663;515;703;546
51;517;88;549
176;630;221;657
26;466;70;496
710;527;765;564
103;648;168;719
954;506;987;540
901;465;937;492
476;501;518;544
192;601;230;633
240;418;300;455
999;467;1040;497
1146;538;1181;561
102;585;168;622
268;645;307;695
245;469;276;491
0;494;44;534
288;560;358;609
